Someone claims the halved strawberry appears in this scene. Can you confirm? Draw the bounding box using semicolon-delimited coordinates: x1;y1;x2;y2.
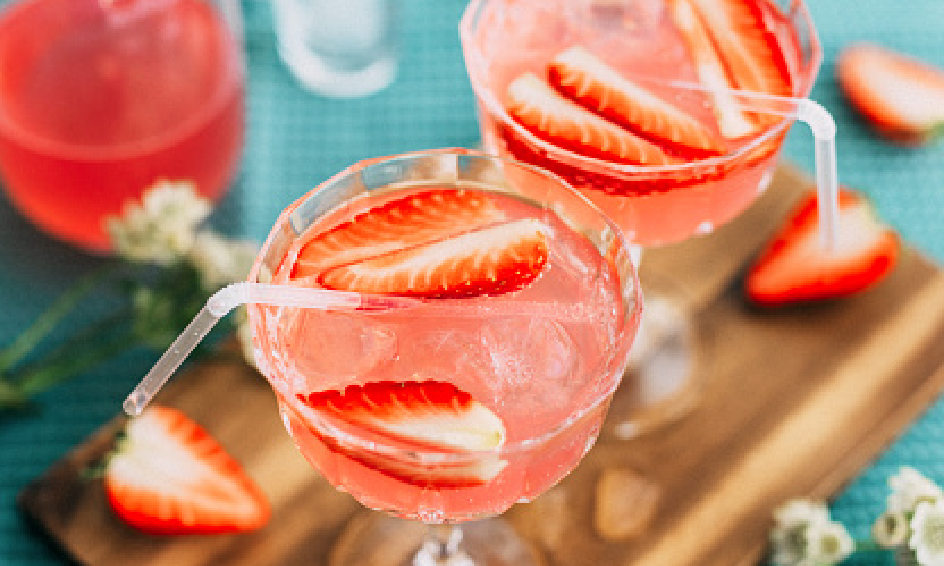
319;217;549;298
837;43;944;145
745;188;900;307
668;0;760;139
298;380;506;487
103;406;270;535
685;0;793;97
291;189;506;280
548;46;727;158
505;72;677;166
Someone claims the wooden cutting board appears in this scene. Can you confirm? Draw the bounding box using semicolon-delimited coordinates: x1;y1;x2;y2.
19;166;944;566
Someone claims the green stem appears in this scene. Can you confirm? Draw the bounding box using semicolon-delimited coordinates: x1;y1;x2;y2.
16;331;139;398
0;265;114;373
854;540;887;552
0;379;26;410
12;309;133;380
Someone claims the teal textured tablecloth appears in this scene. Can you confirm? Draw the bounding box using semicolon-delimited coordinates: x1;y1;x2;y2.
0;1;942;564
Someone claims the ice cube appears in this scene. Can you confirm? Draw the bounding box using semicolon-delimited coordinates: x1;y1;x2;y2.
478;315;578;408
283;310;396;387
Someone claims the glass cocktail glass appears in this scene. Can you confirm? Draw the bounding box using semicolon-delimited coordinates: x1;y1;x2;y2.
460;0;825;437
0;0;245;252
126;149;642;565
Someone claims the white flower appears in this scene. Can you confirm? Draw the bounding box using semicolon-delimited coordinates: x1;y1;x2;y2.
771;500;829;565
775;500;832;529
105;180;211;265
804;519;854;565
770;500;851;566
873;510;912;548
911;500;944;565
188;231;258;291
889;467;943;514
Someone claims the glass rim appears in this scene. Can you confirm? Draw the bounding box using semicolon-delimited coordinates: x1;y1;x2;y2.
249;148;643;460
458;0;823;179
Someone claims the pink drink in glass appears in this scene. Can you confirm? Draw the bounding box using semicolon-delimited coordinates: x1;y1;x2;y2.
248;150;641;523
0;0;244;252
461;0;821;246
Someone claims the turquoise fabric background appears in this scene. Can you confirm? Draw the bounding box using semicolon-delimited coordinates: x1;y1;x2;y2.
0;1;942;564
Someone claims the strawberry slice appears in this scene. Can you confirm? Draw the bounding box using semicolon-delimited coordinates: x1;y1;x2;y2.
291;189;506;280
685;0;793;97
103;406;270;535
548;46;727;158
668;0;760;139
298;380;507;487
837;43;944;145
745;188;900;307
318;217;549;298
505;72;677;166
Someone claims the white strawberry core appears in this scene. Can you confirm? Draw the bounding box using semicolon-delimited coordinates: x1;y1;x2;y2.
381;402;506;452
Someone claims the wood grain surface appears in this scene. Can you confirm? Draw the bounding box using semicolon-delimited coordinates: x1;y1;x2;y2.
18;166;944;566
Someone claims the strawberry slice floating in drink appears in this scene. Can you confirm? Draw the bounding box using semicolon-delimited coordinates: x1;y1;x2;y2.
684;0;793;97
319;218;549;298
837;43;944;145
745;188;900;307
667;0;761;139
548;46;727;158
506;72;677;166
291;189;507;280
102;406;270;535
298;380;507;488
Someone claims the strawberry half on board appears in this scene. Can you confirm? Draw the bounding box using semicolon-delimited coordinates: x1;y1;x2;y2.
548;45;727;158
102;406;270;535
291;189;507;280
318;217;549;298
505;72;677;166
297;380;507;488
837;43;944;145
745;188;900;307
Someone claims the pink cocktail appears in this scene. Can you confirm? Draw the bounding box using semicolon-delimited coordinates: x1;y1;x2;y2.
461;0;821;247
247;149;641;563
461;0;823;435
0;0;245;252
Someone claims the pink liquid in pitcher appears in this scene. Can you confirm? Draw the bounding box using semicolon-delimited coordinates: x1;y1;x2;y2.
250;186;638;522
462;0;820;246
0;0;244;251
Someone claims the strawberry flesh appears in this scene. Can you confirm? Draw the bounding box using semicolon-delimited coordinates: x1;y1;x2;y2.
685;0;793;97
837;43;944;145
291;189;506;280
549;46;727;158
668;0;761;139
745;188;900;307
103;406;270;535
298;381;507;488
506;72;677;166
318;217;549;298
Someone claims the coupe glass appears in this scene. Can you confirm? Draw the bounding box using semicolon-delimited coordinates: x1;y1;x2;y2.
247;149;642;565
460;0;823;437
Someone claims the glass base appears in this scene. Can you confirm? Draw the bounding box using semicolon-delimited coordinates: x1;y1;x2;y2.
607;278;702;439
329;512;545;566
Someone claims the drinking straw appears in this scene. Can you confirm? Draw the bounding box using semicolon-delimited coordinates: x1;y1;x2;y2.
650;78;840;250
122;282;417;416
123;281;607;416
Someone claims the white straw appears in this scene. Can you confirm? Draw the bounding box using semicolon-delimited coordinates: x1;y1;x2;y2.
652;79;840;251
122;282;603;416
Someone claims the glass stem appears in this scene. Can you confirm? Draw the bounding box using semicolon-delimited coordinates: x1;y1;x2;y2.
414;525;474;566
